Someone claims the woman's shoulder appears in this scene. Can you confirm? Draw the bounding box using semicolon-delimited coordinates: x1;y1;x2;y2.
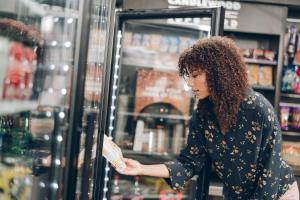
240;88;274;112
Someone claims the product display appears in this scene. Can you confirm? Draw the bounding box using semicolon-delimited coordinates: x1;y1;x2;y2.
280;104;300;131
282;141;300;167
281;65;300;94
246;64;273;87
2;42;37;100
240;48;276;61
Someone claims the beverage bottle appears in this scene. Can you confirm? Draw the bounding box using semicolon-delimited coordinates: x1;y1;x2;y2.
111;175;123;200
287;25;297;60
22;47;37;99
3;43;24;100
130;176;143;200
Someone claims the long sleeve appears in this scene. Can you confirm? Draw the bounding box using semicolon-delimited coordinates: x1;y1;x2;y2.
164;112;207;191
253;102;295;199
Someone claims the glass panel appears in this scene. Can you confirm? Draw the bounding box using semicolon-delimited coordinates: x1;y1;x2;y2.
109;17;211;200
75;0;113;199
0;0;79;199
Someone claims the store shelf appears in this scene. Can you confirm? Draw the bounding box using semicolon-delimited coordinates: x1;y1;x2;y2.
244;58;277;65
0;100;38;115
118;111;190;121
282;131;300;136
281;93;300;99
282;131;300;141
252;85;275;91
279;102;300;108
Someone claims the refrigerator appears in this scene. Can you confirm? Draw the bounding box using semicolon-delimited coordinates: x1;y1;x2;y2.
0;0;115;200
95;7;225;200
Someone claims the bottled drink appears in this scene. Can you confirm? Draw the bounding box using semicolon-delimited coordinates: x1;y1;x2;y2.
111;175;123;200
130;176;143;200
287;25;297;60
3;43;24;100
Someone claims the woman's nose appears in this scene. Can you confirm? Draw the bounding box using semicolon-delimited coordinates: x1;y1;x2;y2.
186;79;193;87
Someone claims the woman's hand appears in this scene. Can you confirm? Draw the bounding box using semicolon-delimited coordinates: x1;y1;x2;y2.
118;158;144;176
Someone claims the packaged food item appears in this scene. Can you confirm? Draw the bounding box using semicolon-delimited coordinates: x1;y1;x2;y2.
294;51;300;65
102;134;126;172
281;66;295;92
240;48;252;58
258;66;273;86
178;37;190;53
292;66;300;94
160;36;170;53
142;34;151;48
292;107;300;130
123;32;133;47
252;48;264;59
264;50;276;61
280;106;290;131
132;33;142;46
282;141;300;167
0;37;9;100
149;34;161;51
169;36;179;54
246;64;259;85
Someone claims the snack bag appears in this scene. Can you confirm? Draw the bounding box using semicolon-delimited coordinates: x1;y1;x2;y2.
102;134;126;172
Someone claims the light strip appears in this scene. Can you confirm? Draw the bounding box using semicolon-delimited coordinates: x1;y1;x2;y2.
103;29;122;200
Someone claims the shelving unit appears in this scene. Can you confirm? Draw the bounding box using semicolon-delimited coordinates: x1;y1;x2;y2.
244;58;277;65
252;85;275;91
281;93;300;98
224;31;281;109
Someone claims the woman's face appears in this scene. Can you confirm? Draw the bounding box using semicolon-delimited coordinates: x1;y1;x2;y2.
184;70;210;100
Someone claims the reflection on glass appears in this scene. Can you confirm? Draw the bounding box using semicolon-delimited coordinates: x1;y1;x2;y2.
0;1;79;200
75;0;113;199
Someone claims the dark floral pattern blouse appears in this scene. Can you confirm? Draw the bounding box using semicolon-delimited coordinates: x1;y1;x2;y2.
164;89;295;200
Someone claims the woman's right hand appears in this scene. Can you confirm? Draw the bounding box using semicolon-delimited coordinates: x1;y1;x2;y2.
118;158;144;176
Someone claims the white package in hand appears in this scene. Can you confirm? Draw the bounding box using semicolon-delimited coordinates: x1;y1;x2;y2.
102;134;126;172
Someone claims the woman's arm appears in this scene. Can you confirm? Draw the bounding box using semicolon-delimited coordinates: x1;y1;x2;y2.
119;158;170;178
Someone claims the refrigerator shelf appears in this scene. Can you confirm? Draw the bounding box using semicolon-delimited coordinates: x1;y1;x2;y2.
118;111;190;121
0;100;38;115
123;150;177;164
123;63;178;72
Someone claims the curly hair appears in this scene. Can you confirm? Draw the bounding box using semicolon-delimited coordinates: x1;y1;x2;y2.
178;36;249;133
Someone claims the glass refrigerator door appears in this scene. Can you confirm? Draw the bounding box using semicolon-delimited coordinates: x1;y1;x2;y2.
100;7;224;200
74;0;115;200
0;0;90;200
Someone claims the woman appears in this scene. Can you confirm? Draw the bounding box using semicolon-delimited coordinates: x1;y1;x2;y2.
117;37;299;200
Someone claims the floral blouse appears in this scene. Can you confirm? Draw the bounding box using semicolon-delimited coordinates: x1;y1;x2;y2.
164;89;295;200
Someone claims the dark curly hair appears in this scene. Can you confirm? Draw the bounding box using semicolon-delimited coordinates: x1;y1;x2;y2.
178;36;249;133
